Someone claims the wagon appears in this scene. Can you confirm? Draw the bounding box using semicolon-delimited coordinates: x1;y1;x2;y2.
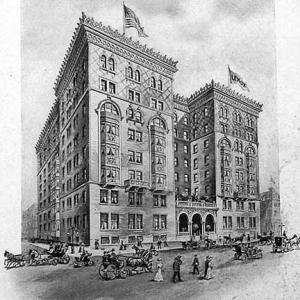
273;236;289;253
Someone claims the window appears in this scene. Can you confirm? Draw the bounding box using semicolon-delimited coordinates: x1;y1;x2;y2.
101;79;107;91
136;152;143;164
128;192;135;205
129;90;134;101
175;172;179;182
161;195;166;207
205;170;210;178
158;101;164;111
249;217;256;228
153;215;159;229
150;77;156;88
174;157;178;167
128;170;135;179
184;159;189;168
205;185;209;194
100;55;106;68
128;67;133;79
136;171;143;180
193;144;198;153
184;174;189;183
109;82;116;94
135;111;142;122
73;134;78;147
136;192;143;206
158;79;162;91
128;129;135;140
183;117;188;125
174;128;178;137
151;98;157;109
193;158;198;169
174;113;178;123
108;58;115;71
204;124;209;133
135;70;140;82
174;143;178;152
100;190;108;204
183;131;189;140
82;125;86;138
82;190;86;203
83;168;87;180
204;107;209;116
193;173;198;182
136;214;143;229
100;213;108;230
111;214;119;229
128;214;135;229
204;154;209;164
136;131;142;142
135;92;141;103
153;195;159;207
184;145;188;153
128;150;135;162
111;191;119;204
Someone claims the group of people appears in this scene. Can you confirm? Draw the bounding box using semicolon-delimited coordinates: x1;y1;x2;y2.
152;254;214;283
49;242;68;255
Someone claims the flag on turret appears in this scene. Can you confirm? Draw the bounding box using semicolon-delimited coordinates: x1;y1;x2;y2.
123;3;148;37
228;65;250;92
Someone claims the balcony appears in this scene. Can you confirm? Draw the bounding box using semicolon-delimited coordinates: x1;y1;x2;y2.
101;133;120;144
151;183;166;192
101;155;120;166
100;176;120;187
124;179;149;191
151;165;166;173
176;200;218;209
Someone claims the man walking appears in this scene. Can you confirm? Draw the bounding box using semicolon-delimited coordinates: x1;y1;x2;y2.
173;256;183;283
192;254;200;275
157;238;162;250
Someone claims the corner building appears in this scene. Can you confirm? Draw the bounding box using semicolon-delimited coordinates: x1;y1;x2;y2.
37;13;264;246
54;13;177;246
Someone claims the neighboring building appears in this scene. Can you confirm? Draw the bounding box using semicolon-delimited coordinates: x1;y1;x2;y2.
174;82;262;240
35;100;60;241
22;204;38;241
36;13;265;246
260;186;281;236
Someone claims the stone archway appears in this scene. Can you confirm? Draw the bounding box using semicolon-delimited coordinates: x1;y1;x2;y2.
179;213;189;233
192;214;202;236
205;214;215;232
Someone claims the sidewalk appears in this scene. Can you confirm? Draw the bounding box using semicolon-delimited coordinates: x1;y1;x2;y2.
29;241;183;258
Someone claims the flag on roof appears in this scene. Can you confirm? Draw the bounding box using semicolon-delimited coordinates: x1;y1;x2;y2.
123;3;148;37
228;65;250;92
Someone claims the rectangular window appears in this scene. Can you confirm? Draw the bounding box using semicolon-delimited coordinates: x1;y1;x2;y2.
193;158;198;169
111;214;119;229
158;101;163;111
174;157;178;167
184;159;189;168
174;128;178;137
100;213;108;230
101;79;107;91
136;214;143;229
183;131;189;140
128;214;135;229
228;216;232;228
128;192;135;205
204;170;210;178
136;192;143;206
184;145;188;153
128;170;135;179
193;144;198;153
109;82;116;94
223;216;227;229
136;171;143;180
153;195;159;207
151;98;157;109
129;90;134;101
135;92;141;103
204;154;209;164
161;195;166;207
204;124;208;133
128;150;135;162
174;143;178;152
175;172;179;182
100;190;108;203
136;152;142;164
111;191;119;204
193;173;198;182
184;174;189;183
223;200;227;210
128;129;135;140
153;215;159;229
136;131;142;142
228;200;232;210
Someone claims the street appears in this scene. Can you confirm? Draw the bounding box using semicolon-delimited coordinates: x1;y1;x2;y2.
3;244;300;300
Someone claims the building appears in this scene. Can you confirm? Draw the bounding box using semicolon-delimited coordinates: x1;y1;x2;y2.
260;186;281;236
35;100;60;241
174;82;263;240
22;203;38;241
36;13;265;246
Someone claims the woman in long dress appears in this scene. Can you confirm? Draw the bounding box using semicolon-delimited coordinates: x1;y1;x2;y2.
153;258;163;282
205;256;214;280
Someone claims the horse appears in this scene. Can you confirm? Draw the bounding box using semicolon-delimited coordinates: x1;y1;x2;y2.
223;235;232;246
4;251;25;269
257;235;272;245
287;234;299;248
233;234;245;243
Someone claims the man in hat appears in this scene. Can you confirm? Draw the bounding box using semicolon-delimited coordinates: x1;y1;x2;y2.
173;255;183;283
192;254;200;275
204;255;210;278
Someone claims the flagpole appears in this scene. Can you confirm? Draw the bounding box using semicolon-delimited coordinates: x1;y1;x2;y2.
227;65;230;87
123;2;125;35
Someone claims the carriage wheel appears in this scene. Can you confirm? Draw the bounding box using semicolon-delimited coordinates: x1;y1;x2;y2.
51;259;58;266
119;268;127;279
125;266;133;276
106;264;117;280
63;255;70;264
99;264;107;279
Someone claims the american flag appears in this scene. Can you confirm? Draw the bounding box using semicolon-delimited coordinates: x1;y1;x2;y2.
123;4;148;37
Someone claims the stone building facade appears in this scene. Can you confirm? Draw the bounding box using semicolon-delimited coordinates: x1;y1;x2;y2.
260;186;281;236
36;100;60;241
36;13;265;245
22;203;38;241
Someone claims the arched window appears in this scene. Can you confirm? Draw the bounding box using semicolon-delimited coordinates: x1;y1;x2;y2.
135;111;142;122
101;102;119;115
134;70;140;82
127;107;134;119
239;141;243;153
174;113;178;122
234;140;239;151
204;107;209;117
220;107;224;117
150;77;156;88
193;113;197;123
128;67;133;79
108;58;115;72
233;112;237;121
100;55;106;68
205;214;215;232
246;147;255;155
225;108;228;118
151;117;166;129
220;138;231;149
179;213;189;233
250;119;254;128
158;79;162;91
238;113;242;123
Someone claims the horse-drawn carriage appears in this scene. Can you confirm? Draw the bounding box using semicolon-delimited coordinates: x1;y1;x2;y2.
272;236;295;253
98;248;157;280
182;240;201;250
257;235;273;245
233;243;263;261
47;248;70;264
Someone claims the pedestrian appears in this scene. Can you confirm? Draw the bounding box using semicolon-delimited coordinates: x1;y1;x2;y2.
247;234;251;242
95;239;99;250
163;238;169;247
173;255;183;283
153;258;164;282
119;240;125;251
204;256;214;280
150;243;155;251
157;238;162;250
192;254;200;275
204;255;210;278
